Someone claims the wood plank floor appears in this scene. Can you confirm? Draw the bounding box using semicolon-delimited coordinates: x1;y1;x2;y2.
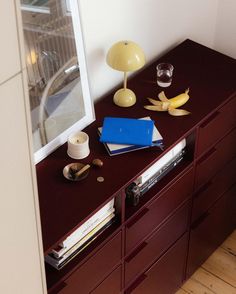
176;230;236;294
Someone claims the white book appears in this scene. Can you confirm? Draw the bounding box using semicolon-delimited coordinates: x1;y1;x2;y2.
61;198;114;248
52;208;115;258
46;212;115;269
138;138;186;185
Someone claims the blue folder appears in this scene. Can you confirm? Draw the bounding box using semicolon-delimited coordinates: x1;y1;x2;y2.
99;117;154;146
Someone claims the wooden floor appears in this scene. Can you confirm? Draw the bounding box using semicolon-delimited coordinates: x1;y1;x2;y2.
176;230;236;294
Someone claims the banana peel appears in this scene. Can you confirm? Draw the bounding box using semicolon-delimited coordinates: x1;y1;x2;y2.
144;88;191;116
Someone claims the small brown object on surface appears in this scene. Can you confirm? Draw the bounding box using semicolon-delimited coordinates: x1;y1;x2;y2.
74;164;91;178
63;163;90;181
92;158;103;167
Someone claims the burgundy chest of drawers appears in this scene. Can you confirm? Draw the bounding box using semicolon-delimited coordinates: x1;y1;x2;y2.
36;39;236;294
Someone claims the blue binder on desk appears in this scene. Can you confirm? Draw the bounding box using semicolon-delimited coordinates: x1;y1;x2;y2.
99;117;154;146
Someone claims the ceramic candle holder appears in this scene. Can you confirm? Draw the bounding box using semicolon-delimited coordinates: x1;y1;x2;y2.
67;131;90;159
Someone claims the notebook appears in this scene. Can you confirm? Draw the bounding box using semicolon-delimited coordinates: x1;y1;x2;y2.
99;117;155;146
98;117;163;156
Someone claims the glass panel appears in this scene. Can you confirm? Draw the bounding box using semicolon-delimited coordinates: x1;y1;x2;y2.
20;0;94;162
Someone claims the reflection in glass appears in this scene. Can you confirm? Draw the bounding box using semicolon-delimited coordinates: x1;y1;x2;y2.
20;0;86;153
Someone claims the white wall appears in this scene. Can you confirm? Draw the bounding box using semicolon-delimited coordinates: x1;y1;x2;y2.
214;0;236;59
79;0;219;101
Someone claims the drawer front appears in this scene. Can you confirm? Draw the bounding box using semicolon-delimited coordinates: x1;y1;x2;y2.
192;156;236;222
125;200;190;285
56;232;122;294
126;233;188;294
91;266;122;294
195;127;236;190
125;167;194;253
187;185;236;278
197;96;236;156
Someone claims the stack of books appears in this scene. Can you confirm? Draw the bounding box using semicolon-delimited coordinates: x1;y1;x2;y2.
98;117;164;156
45;199;115;270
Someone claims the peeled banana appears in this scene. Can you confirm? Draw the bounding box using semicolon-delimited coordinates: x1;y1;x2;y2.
144;88;191;116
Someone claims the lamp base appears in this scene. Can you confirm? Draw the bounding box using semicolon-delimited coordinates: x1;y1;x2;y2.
113;88;136;107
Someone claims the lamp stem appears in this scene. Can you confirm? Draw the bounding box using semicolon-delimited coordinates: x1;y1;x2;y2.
123;72;127;90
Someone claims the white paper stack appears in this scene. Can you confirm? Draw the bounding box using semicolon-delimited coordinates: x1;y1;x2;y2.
138;138;186;185
45;198;115;269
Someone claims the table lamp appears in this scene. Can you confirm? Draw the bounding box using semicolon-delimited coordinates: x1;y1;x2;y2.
106;40;145;107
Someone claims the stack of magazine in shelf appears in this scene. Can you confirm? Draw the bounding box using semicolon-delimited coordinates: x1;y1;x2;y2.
45;198;115;270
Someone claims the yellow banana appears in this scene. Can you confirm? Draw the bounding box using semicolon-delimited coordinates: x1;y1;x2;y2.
144;105;167;111
144;88;190;116
168;106;190;116
166;88;190;108
147;98;163;106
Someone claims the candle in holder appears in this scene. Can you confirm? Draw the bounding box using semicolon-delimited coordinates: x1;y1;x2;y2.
67;131;90;159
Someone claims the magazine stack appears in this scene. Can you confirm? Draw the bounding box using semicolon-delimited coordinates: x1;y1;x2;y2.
45;198;115;270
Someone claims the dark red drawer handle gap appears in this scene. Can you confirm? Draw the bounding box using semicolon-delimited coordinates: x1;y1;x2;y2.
191;211;210;230
126;207;149;229
126;241;148;263
198;147;217;165
194;180;213;198
201;111;221;128
125;273;147;293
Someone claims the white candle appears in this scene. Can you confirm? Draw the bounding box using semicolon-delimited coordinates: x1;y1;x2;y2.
67;131;90;159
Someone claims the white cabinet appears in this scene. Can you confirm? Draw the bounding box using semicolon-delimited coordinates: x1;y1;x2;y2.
0;1;21;83
0;73;46;294
0;1;46;293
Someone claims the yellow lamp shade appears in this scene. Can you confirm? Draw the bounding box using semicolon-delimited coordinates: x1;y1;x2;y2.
106;41;145;72
106;40;145;107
